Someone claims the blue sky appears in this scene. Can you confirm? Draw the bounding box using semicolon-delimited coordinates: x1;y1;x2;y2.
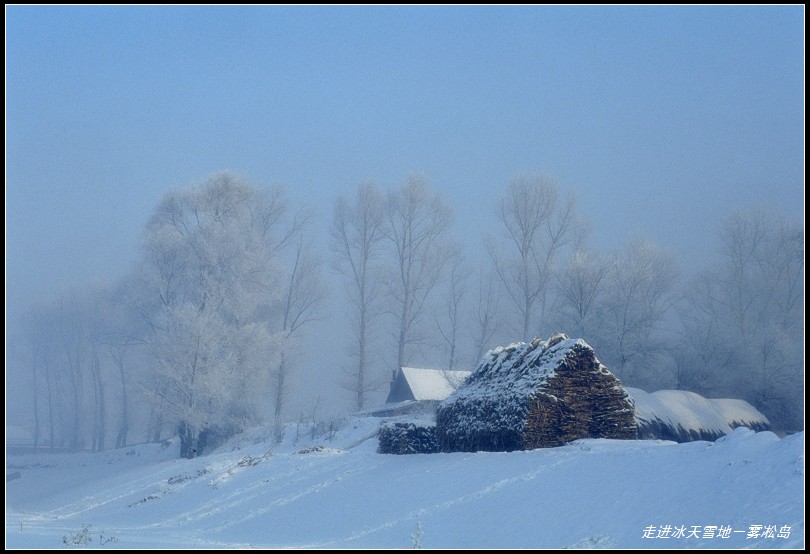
6;5;804;331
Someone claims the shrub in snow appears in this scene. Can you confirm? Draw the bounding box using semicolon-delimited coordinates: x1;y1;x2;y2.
195;422;243;456
411;520;424;548
63;524;93;546
378;420;440;454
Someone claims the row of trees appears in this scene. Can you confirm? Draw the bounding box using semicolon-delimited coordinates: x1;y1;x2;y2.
12;172;804;458
16;175;328;457
327;173;803;431
330;174;681;398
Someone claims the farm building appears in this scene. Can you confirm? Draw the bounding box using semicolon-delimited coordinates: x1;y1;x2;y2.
436;334;637;452
625;387;770;442
366;367;471;417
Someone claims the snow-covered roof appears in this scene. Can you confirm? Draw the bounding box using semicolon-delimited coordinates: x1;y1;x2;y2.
400;367;471;401
625;387;770;441
357;400;422;417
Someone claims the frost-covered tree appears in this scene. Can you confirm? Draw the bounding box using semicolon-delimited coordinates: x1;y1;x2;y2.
330;182;387;410
17;307;56;450
469;269;504;365
99;276;154;449
601;238;678;386
433;243;466;371
17;285;118;452
383;175;453;370
271;236;328;422
554;250;613;341
672;273;737;394
552;240;677;389
137;173;285;458
488;174;580;340
55;288;111;452
676;209;804;430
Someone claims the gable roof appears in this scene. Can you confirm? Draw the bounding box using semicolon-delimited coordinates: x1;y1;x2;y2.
403;367;471;400
392;367;471;402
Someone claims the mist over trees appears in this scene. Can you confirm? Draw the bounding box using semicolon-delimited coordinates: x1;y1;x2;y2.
11;172;804;457
673;209;804;430
572;239;679;390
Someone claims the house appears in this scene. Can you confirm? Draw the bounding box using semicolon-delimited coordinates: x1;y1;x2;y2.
436;334;637;452
625;387;771;442
366;367;471;417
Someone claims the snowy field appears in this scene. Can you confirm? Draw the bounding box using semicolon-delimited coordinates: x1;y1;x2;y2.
5;419;804;549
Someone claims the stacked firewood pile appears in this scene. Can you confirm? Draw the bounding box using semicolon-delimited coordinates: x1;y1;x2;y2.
522;342;637;448
436;334;637;452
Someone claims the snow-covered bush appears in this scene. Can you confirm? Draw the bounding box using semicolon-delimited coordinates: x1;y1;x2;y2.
378;420;439;454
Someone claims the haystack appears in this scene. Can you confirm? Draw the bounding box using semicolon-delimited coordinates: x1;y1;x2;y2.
436;334;636;452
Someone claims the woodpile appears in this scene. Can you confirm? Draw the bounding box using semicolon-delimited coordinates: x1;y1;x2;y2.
436;334;637;452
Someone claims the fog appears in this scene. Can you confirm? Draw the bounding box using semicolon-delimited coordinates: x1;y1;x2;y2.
6;6;804;453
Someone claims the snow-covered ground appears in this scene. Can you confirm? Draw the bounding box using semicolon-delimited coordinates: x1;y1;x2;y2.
5;418;804;549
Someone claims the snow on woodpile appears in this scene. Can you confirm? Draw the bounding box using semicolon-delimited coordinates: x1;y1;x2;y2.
625;387;770;443
436;334;637;452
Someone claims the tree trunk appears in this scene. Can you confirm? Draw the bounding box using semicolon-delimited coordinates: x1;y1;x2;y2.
44;362;55;451
150;406;164;443
32;351;40;450
357;307;367;411
96;376;106;451
397;302;408;370
91;353;98;452
114;349;129;448
274;348;287;421
179;422;199;459
70;363;82;450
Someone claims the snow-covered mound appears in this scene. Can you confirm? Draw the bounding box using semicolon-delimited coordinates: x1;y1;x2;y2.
627;387;771;442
